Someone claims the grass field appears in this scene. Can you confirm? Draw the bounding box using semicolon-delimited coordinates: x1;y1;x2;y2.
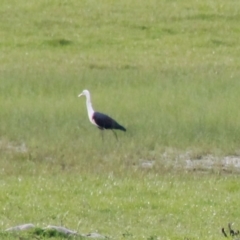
1;0;240;239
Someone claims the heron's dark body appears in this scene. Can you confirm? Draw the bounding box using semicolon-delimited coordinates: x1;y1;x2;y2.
92;112;126;132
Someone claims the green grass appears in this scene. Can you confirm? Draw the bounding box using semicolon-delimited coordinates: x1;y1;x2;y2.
1;172;240;239
1;0;240;239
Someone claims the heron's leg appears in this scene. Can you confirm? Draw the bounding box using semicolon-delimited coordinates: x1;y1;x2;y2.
100;130;104;141
112;130;118;141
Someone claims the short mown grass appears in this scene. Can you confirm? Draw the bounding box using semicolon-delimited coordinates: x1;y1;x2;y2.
1;171;240;239
1;0;240;239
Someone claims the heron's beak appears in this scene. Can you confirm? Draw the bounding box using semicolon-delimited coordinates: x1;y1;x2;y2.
78;93;83;97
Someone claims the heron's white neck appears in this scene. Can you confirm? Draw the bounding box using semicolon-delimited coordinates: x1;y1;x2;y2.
85;92;94;121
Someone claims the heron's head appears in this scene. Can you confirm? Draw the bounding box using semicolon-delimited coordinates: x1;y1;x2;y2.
78;89;90;98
